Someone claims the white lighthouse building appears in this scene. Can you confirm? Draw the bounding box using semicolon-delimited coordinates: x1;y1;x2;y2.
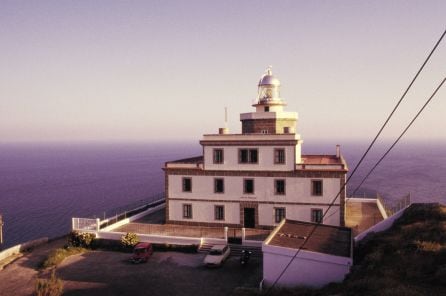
163;68;348;229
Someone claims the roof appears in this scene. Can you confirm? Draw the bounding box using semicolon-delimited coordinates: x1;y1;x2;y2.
168;156;203;164
302;155;344;165
266;219;352;258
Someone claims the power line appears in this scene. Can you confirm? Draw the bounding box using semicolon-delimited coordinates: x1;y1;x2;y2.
264;28;445;294
265;77;444;294
352;77;445;195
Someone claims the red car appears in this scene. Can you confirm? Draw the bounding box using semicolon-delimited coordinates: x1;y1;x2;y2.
131;242;153;263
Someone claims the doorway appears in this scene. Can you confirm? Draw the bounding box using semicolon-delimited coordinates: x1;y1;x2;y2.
244;208;256;228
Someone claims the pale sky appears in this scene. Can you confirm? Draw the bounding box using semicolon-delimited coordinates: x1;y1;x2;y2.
0;1;445;143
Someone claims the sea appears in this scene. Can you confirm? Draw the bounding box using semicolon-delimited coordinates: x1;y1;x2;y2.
0;140;445;249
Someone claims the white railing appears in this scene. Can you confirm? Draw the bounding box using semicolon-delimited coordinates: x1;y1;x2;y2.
72;218;99;231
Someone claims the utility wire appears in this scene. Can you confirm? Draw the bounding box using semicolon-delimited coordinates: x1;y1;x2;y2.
264;28;445;294
352;77;445;195
265;77;445;295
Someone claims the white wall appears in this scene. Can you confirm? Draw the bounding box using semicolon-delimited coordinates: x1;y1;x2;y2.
258;204;340;226
169;175;341;204
168;174;342;226
204;145;296;171
262;244;352;288
169;200;240;224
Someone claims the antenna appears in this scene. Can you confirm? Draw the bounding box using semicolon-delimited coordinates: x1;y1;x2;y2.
224;107;228;128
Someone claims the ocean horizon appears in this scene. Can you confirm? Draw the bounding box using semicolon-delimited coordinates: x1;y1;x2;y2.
0;140;445;249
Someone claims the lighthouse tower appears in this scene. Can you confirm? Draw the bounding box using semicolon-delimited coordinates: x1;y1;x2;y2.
164;67;347;229
240;67;298;135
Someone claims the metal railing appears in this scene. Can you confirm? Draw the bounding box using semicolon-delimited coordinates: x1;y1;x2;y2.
116;223;226;239
99;194;165;229
72;192;165;231
377;193;411;216
72;218;98;231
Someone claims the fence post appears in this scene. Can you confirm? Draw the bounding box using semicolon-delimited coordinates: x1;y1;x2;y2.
72;218;76;230
0;214;3;245
224;227;228;242
96;218;100;232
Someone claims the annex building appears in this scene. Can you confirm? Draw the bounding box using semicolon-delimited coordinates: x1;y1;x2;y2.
163;68;348;229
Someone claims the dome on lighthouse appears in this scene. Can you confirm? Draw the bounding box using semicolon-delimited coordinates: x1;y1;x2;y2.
258;67;281;86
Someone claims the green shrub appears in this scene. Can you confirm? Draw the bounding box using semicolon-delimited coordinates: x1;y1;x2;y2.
68;231;96;248
121;232;139;249
35;270;63;296
42;247;86;269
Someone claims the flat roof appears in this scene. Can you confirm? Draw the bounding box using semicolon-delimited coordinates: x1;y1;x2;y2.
166;154;346;167
302;155;345;165
266;219;352;258
168;156;203;164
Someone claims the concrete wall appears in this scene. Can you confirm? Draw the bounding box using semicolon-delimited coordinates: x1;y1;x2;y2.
204;146;296;171
96;231;227;246
262;244;352;288
355;206;408;242
0;237;48;262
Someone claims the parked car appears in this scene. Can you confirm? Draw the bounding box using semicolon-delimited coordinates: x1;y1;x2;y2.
204;244;231;267
131;242;153;263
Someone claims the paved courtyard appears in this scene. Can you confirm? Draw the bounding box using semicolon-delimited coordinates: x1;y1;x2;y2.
58;250;262;296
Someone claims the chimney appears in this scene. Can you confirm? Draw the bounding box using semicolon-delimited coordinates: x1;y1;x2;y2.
219;128;229;135
336;145;341;158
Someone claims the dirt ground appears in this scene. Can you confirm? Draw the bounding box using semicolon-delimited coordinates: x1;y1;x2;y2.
0;239;66;296
0;242;262;296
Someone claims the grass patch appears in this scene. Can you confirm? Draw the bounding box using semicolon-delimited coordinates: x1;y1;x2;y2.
35;270;63;296
41;247;86;269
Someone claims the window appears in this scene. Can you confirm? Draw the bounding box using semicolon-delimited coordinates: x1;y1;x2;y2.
274;149;286;164
239;149;258;164
183;204;192;219
214;178;224;193
275;179;286;195
311;180;323;196
215;205;224;221
311;209;323;223
274;208;286;223
182;177;192;192
264;106;269;112
244;179;254;194
213;149;224;164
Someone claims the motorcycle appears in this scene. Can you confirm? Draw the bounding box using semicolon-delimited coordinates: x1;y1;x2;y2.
240;249;252;266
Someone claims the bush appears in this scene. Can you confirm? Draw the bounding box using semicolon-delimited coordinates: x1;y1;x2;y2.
42;247;86;269
68;231;96;248
35;270;63;296
121;232;139;250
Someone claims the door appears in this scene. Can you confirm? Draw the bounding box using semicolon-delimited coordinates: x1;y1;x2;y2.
244;208;255;228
